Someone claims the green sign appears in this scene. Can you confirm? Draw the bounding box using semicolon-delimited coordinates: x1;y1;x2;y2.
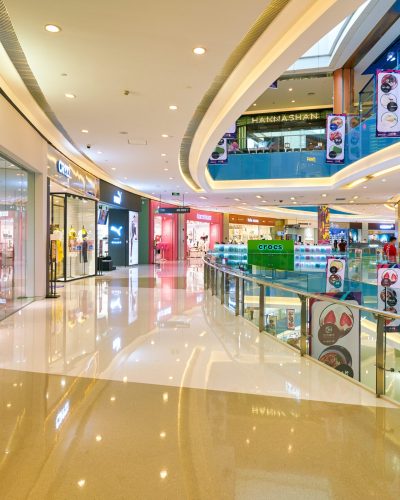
172;192;180;196
247;240;294;271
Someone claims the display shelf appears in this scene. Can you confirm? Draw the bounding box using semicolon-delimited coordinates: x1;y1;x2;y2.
209;244;248;267
294;244;332;272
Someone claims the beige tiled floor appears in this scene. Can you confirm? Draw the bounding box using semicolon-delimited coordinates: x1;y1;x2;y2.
0;263;399;498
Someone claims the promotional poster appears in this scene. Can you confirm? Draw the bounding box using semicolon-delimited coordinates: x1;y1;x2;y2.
326;114;346;163
286;309;295;330
326;257;346;293
208;138;228;164
377;264;400;332
310;292;361;380
376;70;400;137
128;211;139;266
317;205;330;244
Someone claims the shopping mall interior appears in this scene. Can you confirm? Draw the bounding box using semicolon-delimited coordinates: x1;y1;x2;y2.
1;0;400;498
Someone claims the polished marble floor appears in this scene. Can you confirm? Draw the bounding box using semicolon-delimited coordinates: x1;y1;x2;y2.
0;262;399;499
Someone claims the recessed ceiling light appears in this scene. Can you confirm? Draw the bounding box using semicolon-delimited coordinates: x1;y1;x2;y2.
322;193;327;197
291;100;295;103
81;129;89;133
382;178;387;182
97;151;102;154
193;47;206;55
111;167;116;171
169;105;178;111
45;24;61;33
234;198;241;201
169;177;174;180
350;200;354;204
124;177;128;180
161;153;167;157
163;168;169;171
161;134;169;138
65;93;76;99
363;185;367;189
199;196;208;200
256;195;262;199
253;103;257;106
290;197;295;200
289;88;293;92
241;202;247;205
261;200;267;203
292;201;297;205
353;195;359;199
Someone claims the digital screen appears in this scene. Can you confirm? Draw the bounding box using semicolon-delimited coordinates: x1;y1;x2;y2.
98;207;109;225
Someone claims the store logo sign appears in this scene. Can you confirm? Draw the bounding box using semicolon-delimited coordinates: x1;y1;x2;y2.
380;224;394;230
248;218;259;223
258;243;283;251
110;225;123;237
56;160;72;179
113;191;122;205
197;214;212;221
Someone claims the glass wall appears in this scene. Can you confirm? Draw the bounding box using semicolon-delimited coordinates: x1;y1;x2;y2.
0;155;33;320
50;193;96;281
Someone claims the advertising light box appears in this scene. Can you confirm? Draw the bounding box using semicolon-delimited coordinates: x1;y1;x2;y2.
247;240;294;271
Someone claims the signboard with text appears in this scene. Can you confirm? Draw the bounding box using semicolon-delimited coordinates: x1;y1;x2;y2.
156;207;190;214
247;240;294;271
376;70;400;137
326;114;346;163
377;264;400;333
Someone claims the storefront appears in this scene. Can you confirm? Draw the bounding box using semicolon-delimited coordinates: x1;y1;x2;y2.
98;180;141;269
368;222;396;245
185;209;223;257
48;146;99;281
150;200;179;262
0;153;35;318
236;108;331;151
228;214;277;243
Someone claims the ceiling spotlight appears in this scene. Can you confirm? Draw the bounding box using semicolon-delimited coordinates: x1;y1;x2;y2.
382;178;387;182
321;193;327;197
169;177;174;180
97;151;102;154
353;195;359;199
193;47;206;55
234;198;241;201
350;200;354;204
292;201;297;205
199;196;208;200
161;134;169;138
45;24;61;33
261;200;267;203
65;93;76;99
256;195;262;199
81;129;89;133
290;197;295;200
291;100;295;103
289;88;293;92
161;153;167;157
169;105;178;110
111;167;116;171
363;185;367;189
163;168;169;171
124;177;128;180
253;103;257;107
241;202;247;205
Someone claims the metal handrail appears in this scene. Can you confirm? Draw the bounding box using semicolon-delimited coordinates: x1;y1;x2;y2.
203;256;400;321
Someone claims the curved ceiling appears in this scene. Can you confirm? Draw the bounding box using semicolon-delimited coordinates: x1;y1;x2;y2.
0;0;272;195
186;0;367;192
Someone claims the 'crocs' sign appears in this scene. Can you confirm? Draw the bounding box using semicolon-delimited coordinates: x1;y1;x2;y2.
248;240;294;271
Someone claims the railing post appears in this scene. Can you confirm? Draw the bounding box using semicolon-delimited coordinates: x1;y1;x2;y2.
211;268;215;296
376;314;386;397
259;284;265;332
204;262;207;289
220;271;225;305
299;294;308;356
235;276;240;316
240;278;245;316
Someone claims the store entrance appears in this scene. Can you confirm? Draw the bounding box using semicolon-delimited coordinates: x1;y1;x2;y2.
49;182;96;281
186;220;210;256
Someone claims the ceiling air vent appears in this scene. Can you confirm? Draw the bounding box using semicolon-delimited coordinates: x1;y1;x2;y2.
335;198;346;201
128;138;147;146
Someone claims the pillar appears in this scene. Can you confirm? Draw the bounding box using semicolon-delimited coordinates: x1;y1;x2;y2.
361;222;369;243
318;205;330;244
333;68;353;114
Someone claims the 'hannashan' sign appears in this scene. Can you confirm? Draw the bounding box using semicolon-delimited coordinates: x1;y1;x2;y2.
238;109;331;126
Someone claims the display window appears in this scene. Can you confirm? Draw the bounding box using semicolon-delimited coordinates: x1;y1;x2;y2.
50;192;96;281
184;209;223;258
150;201;178;262
0;155;33;319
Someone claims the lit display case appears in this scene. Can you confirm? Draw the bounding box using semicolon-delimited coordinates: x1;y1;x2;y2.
294;245;332;272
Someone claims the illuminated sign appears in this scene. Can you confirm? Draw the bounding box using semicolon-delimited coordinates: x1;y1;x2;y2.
113;190;122;205
110;225;123;237
380;224;395;230
56;160;72;179
197;214;212;221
